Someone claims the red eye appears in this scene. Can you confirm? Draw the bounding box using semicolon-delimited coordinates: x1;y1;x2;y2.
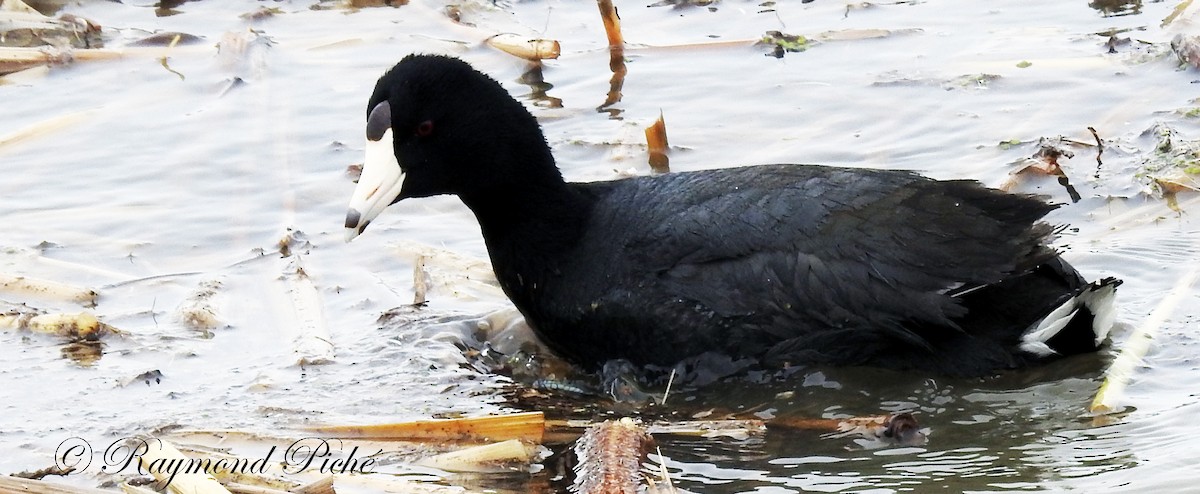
416;120;434;137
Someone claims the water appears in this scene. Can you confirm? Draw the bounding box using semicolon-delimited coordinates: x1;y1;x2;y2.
2;0;1199;492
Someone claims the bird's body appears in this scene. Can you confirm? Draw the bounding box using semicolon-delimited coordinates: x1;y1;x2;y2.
345;55;1120;377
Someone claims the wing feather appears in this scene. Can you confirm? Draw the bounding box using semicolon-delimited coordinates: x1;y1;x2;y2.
581;164;1057;354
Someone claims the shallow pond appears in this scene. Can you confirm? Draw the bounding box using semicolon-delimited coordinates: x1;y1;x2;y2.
2;0;1200;492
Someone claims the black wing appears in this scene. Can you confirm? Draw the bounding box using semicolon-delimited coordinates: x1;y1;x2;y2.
575;164;1057;362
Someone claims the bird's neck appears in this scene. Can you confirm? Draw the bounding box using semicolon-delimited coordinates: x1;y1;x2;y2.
459;173;593;305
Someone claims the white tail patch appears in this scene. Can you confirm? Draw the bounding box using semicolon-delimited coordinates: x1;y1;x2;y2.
1080;280;1119;345
1019;279;1119;357
1020;304;1079;357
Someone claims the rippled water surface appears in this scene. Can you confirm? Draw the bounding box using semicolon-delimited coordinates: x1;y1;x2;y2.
3;0;1199;492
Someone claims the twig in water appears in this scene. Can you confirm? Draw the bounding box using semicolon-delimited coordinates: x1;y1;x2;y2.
102;270;204;288
1162;0;1195;27
158;33;185;80
659;368;676;406
1093;263;1200;416
1088;126;1104;179
412;254;430;306
12;465;74;480
651;446;677;493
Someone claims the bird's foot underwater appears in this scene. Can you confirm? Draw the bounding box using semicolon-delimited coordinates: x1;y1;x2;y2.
469;343;667;406
530;354;769;406
600;359;660;404
469;343;637;401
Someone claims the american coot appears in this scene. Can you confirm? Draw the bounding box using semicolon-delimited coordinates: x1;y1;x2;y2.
345;54;1120;377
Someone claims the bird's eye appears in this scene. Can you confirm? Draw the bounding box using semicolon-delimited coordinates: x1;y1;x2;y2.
416;120;434;137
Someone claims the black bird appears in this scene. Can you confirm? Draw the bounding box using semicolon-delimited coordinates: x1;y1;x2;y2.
345;55;1120;377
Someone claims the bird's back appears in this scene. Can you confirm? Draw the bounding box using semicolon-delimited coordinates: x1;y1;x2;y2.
514;164;1097;375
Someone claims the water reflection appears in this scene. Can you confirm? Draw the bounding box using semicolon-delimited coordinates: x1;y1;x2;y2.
633;356;1135;492
490;343;1130;492
597;0;627;119
23;0;70;15
518;64;563;109
1089;0;1142;17
598;49;626;119
153;0;191;17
